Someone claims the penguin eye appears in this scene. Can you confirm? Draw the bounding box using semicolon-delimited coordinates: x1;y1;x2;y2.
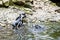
22;13;26;17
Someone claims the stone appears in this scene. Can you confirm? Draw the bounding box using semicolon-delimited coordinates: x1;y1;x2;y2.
29;24;47;33
0;1;3;5
4;1;9;6
55;9;60;13
13;1;25;6
12;0;17;2
0;23;6;27
2;0;9;3
34;25;41;29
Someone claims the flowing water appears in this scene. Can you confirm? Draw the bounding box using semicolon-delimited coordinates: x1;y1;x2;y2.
0;21;60;40
0;7;60;40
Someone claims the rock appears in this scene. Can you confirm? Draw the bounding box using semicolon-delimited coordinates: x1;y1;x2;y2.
2;0;9;3
4;1;9;7
13;1;25;6
33;25;42;29
0;23;6;27
24;8;32;15
3;0;10;6
12;0;17;2
0;0;33;8
50;0;60;3
49;20;57;22
50;0;60;6
0;0;9;7
29;24;47;33
0;1;3;5
55;9;60;13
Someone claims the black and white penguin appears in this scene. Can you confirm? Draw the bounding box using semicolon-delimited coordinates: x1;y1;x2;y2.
12;13;26;29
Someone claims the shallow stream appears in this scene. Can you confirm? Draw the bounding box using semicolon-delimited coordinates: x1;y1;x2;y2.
0;22;60;40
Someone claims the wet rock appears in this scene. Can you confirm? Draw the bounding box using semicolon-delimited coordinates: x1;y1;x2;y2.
29;25;47;33
4;1;9;7
0;0;9;7
13;1;25;6
49;20;57;22
50;0;60;6
33;25;42;29
55;9;60;13
0;1;3;5
0;0;33;8
50;0;60;3
24;3;32;8
0;23;6;27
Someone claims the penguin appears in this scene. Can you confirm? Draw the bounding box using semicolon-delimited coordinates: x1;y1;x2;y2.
12;13;26;30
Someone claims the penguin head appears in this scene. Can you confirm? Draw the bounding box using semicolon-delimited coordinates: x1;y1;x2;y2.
20;13;26;18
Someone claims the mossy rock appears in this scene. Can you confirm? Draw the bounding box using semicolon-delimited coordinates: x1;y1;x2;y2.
0;0;33;8
0;1;3;5
4;1;9;6
50;0;60;6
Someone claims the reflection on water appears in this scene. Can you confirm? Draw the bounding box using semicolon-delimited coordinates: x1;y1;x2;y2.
0;22;60;40
28;24;47;34
42;22;60;40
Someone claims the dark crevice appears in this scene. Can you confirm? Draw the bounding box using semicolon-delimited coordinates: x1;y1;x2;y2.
50;0;60;6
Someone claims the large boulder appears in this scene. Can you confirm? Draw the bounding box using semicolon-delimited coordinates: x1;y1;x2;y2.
0;0;9;7
0;0;33;7
50;0;60;6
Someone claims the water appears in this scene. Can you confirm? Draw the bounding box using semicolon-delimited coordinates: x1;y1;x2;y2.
0;22;60;40
17;22;60;40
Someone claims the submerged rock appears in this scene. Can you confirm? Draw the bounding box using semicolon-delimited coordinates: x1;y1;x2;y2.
13;1;25;6
29;25;47;33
